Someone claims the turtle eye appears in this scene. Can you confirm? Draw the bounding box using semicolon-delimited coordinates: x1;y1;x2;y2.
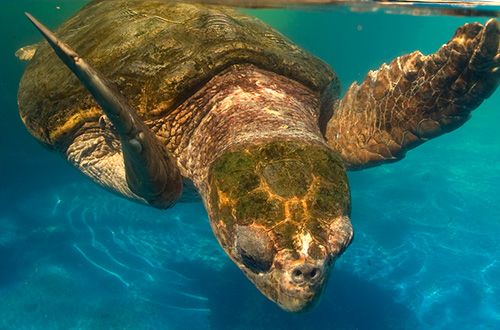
236;225;276;273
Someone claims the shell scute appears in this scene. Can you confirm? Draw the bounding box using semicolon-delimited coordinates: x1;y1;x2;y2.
18;0;336;147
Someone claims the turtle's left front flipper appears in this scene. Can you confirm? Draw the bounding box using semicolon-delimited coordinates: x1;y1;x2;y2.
325;19;499;169
26;13;183;208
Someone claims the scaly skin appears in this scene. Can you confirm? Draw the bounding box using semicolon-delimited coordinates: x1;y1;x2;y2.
173;64;353;311
207;141;352;311
326;19;500;169
175;64;327;185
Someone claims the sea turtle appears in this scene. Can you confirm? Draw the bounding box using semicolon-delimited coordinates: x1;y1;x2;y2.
18;0;499;312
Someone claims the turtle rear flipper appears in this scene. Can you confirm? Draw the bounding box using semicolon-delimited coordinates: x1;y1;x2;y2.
26;13;183;208
325;19;499;169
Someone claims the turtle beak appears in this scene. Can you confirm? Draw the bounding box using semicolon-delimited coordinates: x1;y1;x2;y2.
239;249;330;312
274;254;329;312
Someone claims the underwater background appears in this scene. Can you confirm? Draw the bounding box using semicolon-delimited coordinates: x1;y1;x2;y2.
1;1;499;329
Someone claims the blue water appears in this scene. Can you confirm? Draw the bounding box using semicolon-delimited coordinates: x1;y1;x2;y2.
1;2;499;329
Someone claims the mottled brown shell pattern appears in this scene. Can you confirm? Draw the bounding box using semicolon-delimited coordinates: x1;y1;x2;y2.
18;0;336;149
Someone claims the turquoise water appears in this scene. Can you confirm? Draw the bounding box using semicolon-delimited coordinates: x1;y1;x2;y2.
1;1;500;329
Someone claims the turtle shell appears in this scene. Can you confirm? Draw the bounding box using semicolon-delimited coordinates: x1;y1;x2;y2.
18;0;337;148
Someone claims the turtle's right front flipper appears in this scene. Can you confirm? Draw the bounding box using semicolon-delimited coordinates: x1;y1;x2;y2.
325;19;499;169
26;13;183;208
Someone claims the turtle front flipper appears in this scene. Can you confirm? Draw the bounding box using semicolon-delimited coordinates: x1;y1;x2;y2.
26;13;183;208
324;19;499;169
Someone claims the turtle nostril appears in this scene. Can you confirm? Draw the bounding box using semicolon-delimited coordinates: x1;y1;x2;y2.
292;269;303;281
310;268;318;279
291;264;321;285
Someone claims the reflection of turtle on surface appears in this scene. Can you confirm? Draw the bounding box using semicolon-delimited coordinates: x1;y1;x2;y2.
18;0;499;312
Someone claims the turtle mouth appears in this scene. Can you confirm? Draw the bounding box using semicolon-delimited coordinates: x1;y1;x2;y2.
239;253;330;312
275;268;328;312
275;287;321;312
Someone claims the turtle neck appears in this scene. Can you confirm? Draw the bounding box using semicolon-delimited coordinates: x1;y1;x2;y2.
174;64;327;190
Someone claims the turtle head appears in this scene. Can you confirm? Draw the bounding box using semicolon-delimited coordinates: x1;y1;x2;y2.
206;141;353;312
